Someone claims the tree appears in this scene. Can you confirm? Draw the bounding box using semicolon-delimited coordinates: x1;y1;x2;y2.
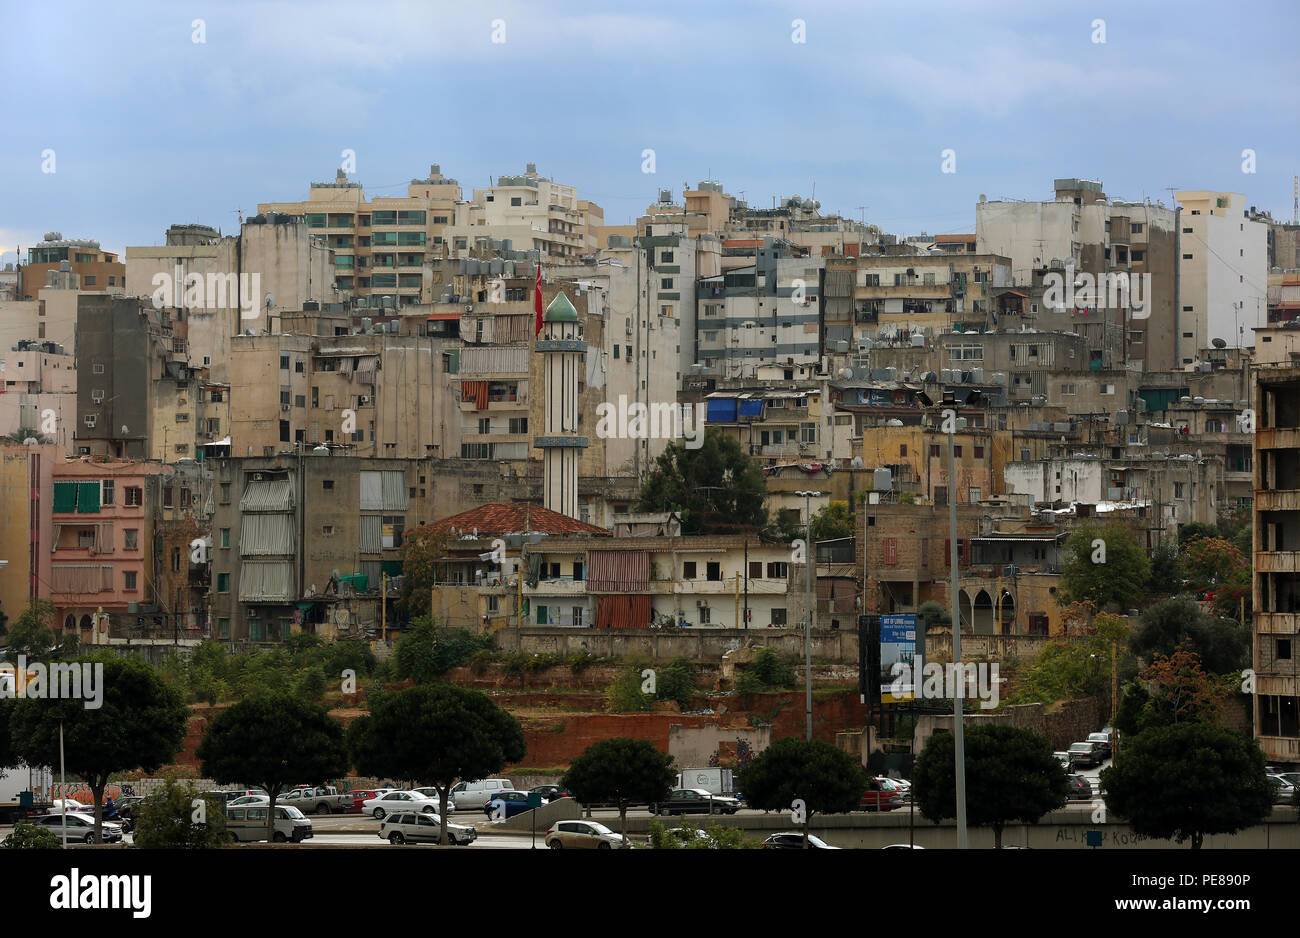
1117;642;1233;734
397;525;449;619
132;780;229;848
1;823;60;849
4;600;58;659
1058;523;1149;611
1177;522;1221;548
810;501;854;541
197;692;348;842
1182;537;1251;621
347;684;525;846
1147;538;1183;598
1217;505;1253;558
735;646;797;695
917;601;951;628
912;724;1068;848
1004;611;1132;706
1100;722;1272;848
648;819;757;849
392;618;493;684
1130;594;1250;675
635;430;768;535
735;736;867;848
10;655;188;844
562;737;676;844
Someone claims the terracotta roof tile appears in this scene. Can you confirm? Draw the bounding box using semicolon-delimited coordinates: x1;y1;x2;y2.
429;503;609;537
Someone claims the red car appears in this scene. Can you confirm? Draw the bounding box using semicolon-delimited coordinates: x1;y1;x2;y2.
343;789;391;814
858;778;904;812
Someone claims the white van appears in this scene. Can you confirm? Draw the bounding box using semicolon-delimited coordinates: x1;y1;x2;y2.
225;804;313;843
449;779;514;811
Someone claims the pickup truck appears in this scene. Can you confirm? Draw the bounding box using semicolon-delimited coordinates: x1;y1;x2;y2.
280;785;352;815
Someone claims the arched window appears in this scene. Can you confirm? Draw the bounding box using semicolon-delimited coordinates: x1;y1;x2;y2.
79;614;93;631
64;615;76;631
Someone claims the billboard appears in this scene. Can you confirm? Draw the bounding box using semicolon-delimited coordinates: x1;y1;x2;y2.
880;613;917;703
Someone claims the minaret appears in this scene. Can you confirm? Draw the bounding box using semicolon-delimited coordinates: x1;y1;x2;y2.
535;291;587;518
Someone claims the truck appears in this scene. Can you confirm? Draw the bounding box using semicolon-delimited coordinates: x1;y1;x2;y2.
280;785;353;815
0;765;54;823
675;768;737;798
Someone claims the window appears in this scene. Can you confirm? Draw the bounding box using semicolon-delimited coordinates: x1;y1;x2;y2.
280;354;289;370
900;444;907;457
930;445;940;458
1279;639;1292;661
954;446;962;457
100;480;114;506
220;483;231;503
217;573;229;592
1174;482;1185;499
767;562;788;579
699;606;711;625
771;608;788;626
124;571;137;591
613;345;620;359
974;446;984;458
660;250;674;263
124;529;138;549
219;618;230;639
171;547;181;572
706;562;722;581
660;278;673;290
573;561;584;581
683;561;697;579
221;528;230;548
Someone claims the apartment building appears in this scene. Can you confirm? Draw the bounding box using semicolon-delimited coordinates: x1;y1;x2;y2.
0;264;90;354
702;385;824;466
0;440;60;631
976;179;1178;371
124;218;336;382
1254;365;1300;761
258;165;461;305
208;455;440;643
19;234;124;298
0;340;76;452
1175;191;1269;363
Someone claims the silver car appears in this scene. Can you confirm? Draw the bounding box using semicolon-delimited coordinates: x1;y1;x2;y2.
32;812;124;844
378;811;477;845
364;790;438;819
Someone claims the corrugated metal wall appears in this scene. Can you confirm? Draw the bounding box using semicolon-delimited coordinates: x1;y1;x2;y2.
460;346;528;376
586;550;651;592
595;595;652;628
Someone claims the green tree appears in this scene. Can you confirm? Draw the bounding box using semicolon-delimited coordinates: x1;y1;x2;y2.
1100;722;1272;848
397;525;449;619
1116;642;1233;735
347;684;525;846
605;665;653;712
913;724;1068;848
1005;610;1132;706
561;737;676;844
10;655;188;844
1217;505;1253;558
810;501;854;541
391;617;441;684
1147;538;1183;598
4;600;58;659
736;736;867;848
1130;594;1250;675
635;430;768;535
132;780;229;848
917;601;951;628
1177;522;1221;548
1059;523;1150;611
736;646;797;695
1182;536;1251;621
196;693;348;842
654;658;698;709
648;819;758;849
1;822;60;849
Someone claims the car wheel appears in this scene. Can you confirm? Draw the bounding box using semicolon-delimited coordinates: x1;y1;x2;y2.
389;832;405;845
273;832;287;843
373;808;386;820
316;803;330;815
710;804;720;815
83;833;94;844
598;841;611;850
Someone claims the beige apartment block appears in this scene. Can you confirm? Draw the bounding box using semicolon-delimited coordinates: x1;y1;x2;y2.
0;343;77;452
259;165;461;305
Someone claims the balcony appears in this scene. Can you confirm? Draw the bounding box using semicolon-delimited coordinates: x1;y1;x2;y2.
1254;612;1299;634
1258;552;1300;573
524;577;586;597
1258;428;1300;450
1256;490;1300;511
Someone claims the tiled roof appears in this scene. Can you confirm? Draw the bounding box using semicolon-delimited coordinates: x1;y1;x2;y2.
429;503;609;537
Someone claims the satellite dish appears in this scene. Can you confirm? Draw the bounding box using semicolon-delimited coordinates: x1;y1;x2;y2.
22;437;37;445
1211;337;1227;349
121;425;129;435
264;292;275;310
838;367;853;379
851;456;864;468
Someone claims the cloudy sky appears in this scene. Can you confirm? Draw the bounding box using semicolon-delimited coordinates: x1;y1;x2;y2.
2;0;1297;264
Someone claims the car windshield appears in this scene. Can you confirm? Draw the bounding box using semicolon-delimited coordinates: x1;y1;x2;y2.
279;805;305;819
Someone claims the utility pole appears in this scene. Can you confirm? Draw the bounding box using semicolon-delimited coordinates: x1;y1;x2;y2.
381;572;387;642
796;490;822;741
945;398;968;849
743;539;749;629
1110;641;1119;765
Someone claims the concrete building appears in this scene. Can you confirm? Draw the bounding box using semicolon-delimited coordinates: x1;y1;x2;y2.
258;165;461;306
1254;364;1300;761
976;179;1178;371
0;340;76;452
1174;191;1269;362
124;217;336;382
19;234;124;298
0;440;60;632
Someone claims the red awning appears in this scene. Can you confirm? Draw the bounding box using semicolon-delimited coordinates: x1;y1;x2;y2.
428;312;463;321
999;290;1028;298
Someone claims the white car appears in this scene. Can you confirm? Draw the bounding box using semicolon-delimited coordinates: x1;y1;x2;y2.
364;790;438;819
48;799;93;814
227;795;270;808
32;812;124;844
412;787;455;813
378;812;477;846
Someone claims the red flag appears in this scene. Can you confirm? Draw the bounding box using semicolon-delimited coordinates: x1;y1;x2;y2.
534;258;544;336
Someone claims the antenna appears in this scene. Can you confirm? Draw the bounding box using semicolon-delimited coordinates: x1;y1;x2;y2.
1293;175;1298;226
1164;186;1181;207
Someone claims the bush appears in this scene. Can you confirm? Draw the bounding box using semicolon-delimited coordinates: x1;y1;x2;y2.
605;665;654;712
132;781;229;849
736;647;797;694
1;822;60;849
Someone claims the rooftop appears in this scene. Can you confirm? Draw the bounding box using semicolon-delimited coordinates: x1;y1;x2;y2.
430;502;609;537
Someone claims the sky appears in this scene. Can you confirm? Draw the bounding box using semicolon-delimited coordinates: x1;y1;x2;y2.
2;0;1298;265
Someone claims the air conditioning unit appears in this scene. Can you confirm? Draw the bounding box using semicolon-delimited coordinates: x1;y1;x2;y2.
253;473;265;481
696;599;707;608
358;395;370;406
84;415;96;427
280;404;290;411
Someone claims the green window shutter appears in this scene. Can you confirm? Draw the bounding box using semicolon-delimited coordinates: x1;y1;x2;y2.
77;482;101;513
52;482;78;513
250;619;262;642
537;605;548;624
281;620;292;639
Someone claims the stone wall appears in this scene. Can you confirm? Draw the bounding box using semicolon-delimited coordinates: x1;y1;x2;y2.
914;697;1105;753
496;626;859;663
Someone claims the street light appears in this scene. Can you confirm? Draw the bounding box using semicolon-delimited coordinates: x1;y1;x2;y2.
795;490;822;741
938;390;971;849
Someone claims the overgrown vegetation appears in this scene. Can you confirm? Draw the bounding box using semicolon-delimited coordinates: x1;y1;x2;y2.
735;647;798;695
156;636;379;704
605;657;699;711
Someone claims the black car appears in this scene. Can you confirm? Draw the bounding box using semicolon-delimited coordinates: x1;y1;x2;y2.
529;785;572;803
649;788;742;816
1066;774;1093;800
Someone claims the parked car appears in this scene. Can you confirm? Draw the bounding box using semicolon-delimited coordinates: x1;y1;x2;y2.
225;804;313;843
545;819;629;849
450;779;514;811
761;832;841;849
649;788;742;816
364;790;438;819
529;785;572;803
33;812;124;844
1067;774;1093;800
484;790;535;819
858;777;904;812
47;799;93;814
661;826;717;847
343;789;394;814
378;811;477;846
1268;775;1297;804
281;785;350;815
1067;741;1104;769
201;789;267;809
227;795;270;808
1087;732;1113;759
882;843;925;849
1054;751;1072;772
411;788;454;812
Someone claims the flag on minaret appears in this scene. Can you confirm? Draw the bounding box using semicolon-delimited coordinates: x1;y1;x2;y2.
534;258;544;336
